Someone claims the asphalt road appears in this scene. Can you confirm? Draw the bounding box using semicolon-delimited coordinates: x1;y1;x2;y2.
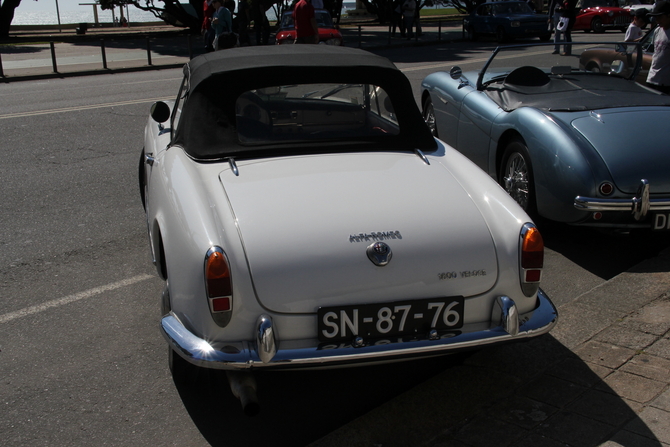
1;41;669;446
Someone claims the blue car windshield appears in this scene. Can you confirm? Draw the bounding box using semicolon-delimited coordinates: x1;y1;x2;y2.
493;2;534;14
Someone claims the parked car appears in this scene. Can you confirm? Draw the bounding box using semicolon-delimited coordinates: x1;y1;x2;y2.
275;9;343;45
140;45;557;415
573;0;633;33
580;28;653;83
421;41;670;231
463;1;551;43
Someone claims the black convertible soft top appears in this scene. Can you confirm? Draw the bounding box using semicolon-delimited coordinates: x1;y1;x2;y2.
172;45;436;160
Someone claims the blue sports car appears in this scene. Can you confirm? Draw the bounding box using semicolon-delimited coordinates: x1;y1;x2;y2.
421;41;670;231
463;1;551;43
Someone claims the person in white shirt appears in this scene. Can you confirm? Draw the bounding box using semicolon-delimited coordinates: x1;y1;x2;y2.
625;8;649;42
647;0;670;93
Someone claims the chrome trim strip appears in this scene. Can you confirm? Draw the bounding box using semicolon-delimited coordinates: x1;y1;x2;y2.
414;148;430;165
160;289;557;370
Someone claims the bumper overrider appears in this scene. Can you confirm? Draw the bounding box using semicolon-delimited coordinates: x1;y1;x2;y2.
160;289;557;370
575;179;670;222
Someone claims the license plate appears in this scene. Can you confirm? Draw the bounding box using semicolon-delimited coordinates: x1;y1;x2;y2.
317;297;464;342
652;213;670;231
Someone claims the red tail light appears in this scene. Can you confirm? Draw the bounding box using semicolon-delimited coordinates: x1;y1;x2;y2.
205;247;233;326
520;224;543;296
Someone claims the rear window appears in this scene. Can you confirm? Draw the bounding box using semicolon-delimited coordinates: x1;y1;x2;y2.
235;83;399;145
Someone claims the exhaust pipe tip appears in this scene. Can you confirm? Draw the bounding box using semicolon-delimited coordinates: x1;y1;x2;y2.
238;385;260;417
227;371;260;416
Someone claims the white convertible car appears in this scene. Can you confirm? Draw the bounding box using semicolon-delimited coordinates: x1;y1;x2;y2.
140;45;557;415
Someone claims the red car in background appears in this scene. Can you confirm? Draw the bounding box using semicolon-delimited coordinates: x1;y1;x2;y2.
572;0;633;33
275;9;344;45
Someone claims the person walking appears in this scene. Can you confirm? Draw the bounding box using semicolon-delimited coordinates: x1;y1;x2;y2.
626;7;649;42
211;0;233;50
202;0;216;52
293;0;319;44
402;0;416;39
548;0;563;53
647;0;670;93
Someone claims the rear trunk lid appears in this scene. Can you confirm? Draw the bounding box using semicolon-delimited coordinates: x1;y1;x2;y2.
219;152;499;314
571;109;670;194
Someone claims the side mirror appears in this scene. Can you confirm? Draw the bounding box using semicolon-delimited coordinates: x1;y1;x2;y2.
450;66;463;80
150;101;171;124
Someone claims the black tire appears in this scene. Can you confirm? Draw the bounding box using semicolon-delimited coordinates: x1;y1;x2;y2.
586;62;601;73
539;33;551;42
591;16;604;33
138;149;146;210
496;26;508;43
499;138;537;215
468;26;478;41
168;347;194;385
422;96;438;138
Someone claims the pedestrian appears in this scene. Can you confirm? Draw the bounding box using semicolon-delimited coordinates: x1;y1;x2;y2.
293;0;319;44
402;0;416;39
237;0;251;46
253;0;270;45
625;7;649;42
211;0;233;50
202;0;216;52
391;0;405;37
549;0;563;53
646;0;670;93
553;0;577;56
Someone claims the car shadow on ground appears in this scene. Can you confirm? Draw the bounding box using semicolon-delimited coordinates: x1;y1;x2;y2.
537;217;670;281
172;334;663;446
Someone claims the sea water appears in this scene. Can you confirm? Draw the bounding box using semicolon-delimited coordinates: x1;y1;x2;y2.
12;2;357;26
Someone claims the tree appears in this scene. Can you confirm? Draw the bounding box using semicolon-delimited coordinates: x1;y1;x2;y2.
356;0;478;24
99;0;203;32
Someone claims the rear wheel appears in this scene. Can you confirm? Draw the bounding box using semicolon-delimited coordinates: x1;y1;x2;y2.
539;33;551;41
422;96;438;138
591;17;604;33
586;62;601;73
499;138;536;214
468;26;478;41
496;26;508;43
138;149;146;210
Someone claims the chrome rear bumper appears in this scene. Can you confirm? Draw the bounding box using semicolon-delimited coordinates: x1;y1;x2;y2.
574;179;670;220
160;289;557;370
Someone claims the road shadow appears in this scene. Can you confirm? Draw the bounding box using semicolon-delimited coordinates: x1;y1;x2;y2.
172;352;472;446
537;216;670;280
171;334;664;446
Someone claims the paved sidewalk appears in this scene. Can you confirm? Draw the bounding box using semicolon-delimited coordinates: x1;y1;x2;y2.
310;248;670;447
0;20;465;82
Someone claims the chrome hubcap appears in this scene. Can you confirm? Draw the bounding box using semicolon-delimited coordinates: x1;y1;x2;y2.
424;103;436;136
503;153;529;210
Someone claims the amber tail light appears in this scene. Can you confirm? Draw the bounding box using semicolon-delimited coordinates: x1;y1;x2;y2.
205;247;233;327
520;224;543;297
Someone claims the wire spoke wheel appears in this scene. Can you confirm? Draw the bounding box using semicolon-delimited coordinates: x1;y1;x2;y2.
503;153;530;209
500;138;536;214
423;97;437;137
